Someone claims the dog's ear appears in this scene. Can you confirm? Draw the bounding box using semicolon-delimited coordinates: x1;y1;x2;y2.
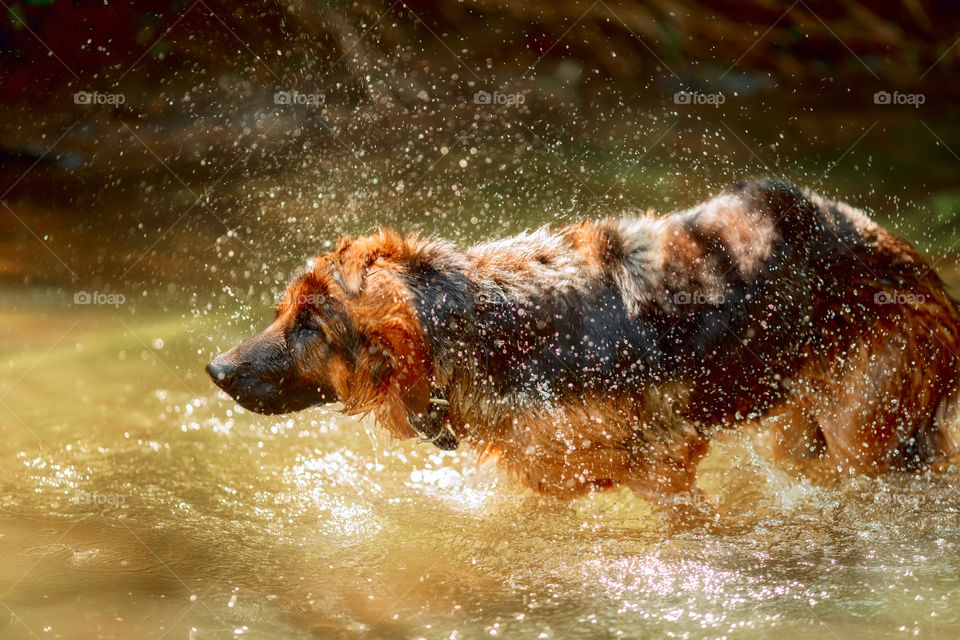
334;236;370;296
334;230;409;296
332;229;434;439
347;320;433;440
373;325;432;439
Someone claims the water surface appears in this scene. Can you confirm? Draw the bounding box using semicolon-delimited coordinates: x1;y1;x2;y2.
4;102;960;639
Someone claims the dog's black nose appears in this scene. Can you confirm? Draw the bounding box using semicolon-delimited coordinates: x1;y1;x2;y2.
206;358;236;387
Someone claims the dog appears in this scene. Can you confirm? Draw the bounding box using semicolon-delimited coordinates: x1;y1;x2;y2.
207;179;960;506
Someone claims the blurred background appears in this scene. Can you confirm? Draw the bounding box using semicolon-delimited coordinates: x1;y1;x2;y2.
3;2;960;639
4;0;960;294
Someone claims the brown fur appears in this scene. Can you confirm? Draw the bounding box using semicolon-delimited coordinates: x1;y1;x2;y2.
207;179;960;509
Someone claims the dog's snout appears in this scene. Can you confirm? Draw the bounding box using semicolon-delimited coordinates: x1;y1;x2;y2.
206;325;335;414
206;357;236;387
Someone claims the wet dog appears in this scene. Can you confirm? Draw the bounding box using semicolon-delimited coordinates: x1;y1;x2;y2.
207;179;960;504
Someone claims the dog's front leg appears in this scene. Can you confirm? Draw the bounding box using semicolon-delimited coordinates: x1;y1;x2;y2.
624;446;717;527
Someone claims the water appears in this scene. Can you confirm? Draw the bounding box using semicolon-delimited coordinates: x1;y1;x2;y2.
4;101;960;639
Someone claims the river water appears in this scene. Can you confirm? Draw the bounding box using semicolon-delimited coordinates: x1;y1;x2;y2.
3;101;960;638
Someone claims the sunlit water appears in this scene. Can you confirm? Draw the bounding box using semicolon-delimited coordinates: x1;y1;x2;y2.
5;106;960;639
5;307;960;640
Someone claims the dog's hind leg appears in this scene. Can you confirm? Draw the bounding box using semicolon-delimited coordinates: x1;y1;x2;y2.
769;299;960;477
766;398;828;466
926;380;960;471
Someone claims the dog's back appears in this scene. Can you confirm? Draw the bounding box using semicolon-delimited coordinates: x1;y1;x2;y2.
432;179;960;495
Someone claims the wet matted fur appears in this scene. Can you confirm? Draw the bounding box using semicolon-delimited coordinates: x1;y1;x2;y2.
207;179;960;504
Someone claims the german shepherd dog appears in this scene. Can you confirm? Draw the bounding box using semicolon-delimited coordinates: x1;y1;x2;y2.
207;179;960;506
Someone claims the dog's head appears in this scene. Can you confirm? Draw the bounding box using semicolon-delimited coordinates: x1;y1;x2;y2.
206;230;444;442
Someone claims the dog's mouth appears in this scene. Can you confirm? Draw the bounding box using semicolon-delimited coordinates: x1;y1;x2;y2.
205;358;335;415
206;355;458;448
213;383;336;415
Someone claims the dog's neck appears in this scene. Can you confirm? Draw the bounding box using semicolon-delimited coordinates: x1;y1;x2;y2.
401;221;666;448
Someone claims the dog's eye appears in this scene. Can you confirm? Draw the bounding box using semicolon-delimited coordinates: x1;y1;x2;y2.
297;310;326;337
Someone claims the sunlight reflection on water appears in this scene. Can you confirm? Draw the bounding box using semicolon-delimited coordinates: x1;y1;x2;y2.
5;316;960;639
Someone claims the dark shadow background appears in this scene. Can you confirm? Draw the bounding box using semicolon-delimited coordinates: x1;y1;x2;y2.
3;0;960;302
